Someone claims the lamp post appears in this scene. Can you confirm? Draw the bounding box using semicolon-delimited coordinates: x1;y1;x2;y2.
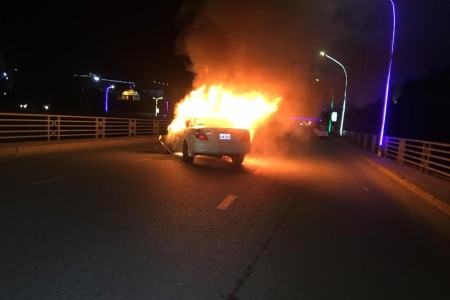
105;85;114;112
315;78;334;133
320;51;348;136
378;0;396;157
153;96;163;117
315;78;334;110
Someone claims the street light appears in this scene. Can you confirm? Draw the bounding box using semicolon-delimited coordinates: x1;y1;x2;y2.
315;78;334;133
153;96;163;117
378;0;396;156
320;51;348;136
105;85;114;112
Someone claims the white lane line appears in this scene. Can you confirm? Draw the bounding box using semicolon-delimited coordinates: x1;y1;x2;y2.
217;195;238;210
131;158;149;164
28;176;68;186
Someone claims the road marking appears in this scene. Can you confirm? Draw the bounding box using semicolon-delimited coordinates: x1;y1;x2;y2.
131;158;149;164
217;195;238;210
28;176;67;186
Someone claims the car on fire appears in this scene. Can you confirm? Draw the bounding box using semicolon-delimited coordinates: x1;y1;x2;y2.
165;117;251;165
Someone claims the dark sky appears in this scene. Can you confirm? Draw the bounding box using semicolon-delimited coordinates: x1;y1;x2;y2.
1;1;192;90
1;0;450;113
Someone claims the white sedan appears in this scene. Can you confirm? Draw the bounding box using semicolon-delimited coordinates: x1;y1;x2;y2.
165;117;251;165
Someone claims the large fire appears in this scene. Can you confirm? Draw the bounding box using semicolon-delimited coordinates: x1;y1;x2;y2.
168;84;281;139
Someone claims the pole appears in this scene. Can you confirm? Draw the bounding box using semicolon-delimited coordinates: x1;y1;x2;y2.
153;96;163;117
378;0;396;157
320;52;347;136
105;85;114;112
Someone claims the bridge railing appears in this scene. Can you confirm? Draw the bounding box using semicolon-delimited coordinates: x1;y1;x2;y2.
0;112;170;142
342;131;450;181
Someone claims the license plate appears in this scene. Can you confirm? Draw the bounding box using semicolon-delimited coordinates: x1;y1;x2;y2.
220;133;231;140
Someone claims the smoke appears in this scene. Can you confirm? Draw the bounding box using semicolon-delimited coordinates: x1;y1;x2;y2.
178;0;315;117
175;0;390;113
173;0;331;155
173;0;391;157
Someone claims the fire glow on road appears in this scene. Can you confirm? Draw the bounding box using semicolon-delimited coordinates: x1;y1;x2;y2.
27;176;68;186
217;194;238;210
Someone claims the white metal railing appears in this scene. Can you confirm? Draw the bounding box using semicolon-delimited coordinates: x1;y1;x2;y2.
342;131;450;181
0;112;170;142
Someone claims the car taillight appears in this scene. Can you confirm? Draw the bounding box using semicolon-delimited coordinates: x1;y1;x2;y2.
195;129;208;140
241;131;250;141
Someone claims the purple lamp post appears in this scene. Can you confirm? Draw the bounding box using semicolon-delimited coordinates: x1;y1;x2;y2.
378;0;396;156
105;85;114;112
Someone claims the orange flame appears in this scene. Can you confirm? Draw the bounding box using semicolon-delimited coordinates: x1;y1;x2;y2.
168;84;281;139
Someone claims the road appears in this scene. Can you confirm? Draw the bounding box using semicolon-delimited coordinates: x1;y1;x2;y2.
1;137;449;300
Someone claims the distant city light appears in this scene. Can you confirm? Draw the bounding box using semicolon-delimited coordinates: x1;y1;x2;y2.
93;76;100;81
299;120;312;126
153;80;168;86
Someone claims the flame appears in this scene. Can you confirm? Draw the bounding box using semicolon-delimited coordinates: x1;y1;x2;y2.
168;84;281;139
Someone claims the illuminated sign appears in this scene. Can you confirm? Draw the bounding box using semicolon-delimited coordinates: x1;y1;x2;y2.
331;111;338;122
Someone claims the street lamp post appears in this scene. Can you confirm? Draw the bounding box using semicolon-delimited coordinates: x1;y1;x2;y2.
153;96;163;117
378;0;396;157
320;51;348;136
315;78;334;110
315;78;334;133
105;85;114;112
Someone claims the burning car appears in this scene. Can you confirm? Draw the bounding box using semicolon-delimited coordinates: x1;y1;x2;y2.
165;116;251;165
163;85;281;165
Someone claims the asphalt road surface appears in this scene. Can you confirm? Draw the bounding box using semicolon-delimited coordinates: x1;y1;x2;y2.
1;137;449;300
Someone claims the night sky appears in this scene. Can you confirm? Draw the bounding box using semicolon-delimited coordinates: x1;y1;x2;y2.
1;0;450;113
1;1;191;91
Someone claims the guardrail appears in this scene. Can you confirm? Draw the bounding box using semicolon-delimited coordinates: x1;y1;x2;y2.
342;131;450;181
0;112;170;142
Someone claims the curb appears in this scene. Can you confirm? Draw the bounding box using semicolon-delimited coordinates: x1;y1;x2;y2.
360;156;450;217
0;136;159;158
334;139;450;217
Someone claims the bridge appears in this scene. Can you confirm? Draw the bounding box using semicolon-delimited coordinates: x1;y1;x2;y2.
1;112;450;299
